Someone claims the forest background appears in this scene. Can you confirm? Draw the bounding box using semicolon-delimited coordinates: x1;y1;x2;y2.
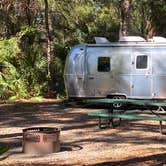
0;0;166;100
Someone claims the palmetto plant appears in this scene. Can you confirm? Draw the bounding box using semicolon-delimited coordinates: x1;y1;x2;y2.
19;26;47;96
0;37;25;99
0;73;27;99
0;27;47;100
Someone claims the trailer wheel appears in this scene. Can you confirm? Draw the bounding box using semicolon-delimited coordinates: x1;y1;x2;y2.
112;96;126;108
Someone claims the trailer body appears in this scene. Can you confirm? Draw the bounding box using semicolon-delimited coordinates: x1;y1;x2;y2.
64;36;166;99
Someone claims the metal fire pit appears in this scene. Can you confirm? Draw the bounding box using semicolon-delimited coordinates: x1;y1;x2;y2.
23;127;60;154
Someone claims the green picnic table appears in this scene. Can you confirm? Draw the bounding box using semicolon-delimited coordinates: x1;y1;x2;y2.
86;99;166;134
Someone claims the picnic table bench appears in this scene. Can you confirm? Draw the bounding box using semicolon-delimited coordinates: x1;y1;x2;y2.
86;99;166;134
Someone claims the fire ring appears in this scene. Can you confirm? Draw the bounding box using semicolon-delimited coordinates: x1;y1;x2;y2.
23;127;60;154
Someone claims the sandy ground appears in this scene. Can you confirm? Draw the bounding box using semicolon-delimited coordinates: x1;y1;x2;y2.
0;100;166;166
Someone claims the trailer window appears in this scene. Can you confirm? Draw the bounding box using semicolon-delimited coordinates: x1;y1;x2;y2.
98;57;110;72
136;55;148;69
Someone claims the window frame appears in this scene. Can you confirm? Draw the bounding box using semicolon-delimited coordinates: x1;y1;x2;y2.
97;56;111;72
135;55;149;70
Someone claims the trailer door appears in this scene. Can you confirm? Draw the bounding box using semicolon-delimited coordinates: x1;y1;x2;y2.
86;47;111;97
131;53;152;98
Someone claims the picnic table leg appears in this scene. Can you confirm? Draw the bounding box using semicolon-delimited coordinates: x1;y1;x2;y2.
98;117;102;129
153;107;165;134
98;104;113;129
98;116;111;129
159;121;163;134
98;117;106;129
98;103;123;129
108;104;113;127
109;104;122;128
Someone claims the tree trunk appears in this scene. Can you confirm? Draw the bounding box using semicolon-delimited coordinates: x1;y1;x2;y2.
119;0;132;37
44;0;53;93
25;0;31;26
146;18;156;39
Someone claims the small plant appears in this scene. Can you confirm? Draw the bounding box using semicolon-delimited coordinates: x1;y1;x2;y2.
0;145;9;155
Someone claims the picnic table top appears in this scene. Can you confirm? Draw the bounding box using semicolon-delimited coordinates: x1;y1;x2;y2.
86;98;166;107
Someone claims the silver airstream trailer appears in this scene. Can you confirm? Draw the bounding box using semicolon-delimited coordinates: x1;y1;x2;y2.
64;36;166;100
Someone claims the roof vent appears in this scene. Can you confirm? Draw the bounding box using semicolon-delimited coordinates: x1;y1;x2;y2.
119;36;146;42
94;37;110;44
148;36;166;43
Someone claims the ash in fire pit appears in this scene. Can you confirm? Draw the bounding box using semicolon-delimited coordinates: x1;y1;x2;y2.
23;127;60;154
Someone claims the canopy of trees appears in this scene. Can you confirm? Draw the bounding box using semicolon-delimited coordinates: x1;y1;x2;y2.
0;0;165;100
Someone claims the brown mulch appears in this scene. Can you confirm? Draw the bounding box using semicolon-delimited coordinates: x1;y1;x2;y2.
0;99;166;166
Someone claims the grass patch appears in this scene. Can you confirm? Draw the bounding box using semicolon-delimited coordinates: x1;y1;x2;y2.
0;145;9;155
